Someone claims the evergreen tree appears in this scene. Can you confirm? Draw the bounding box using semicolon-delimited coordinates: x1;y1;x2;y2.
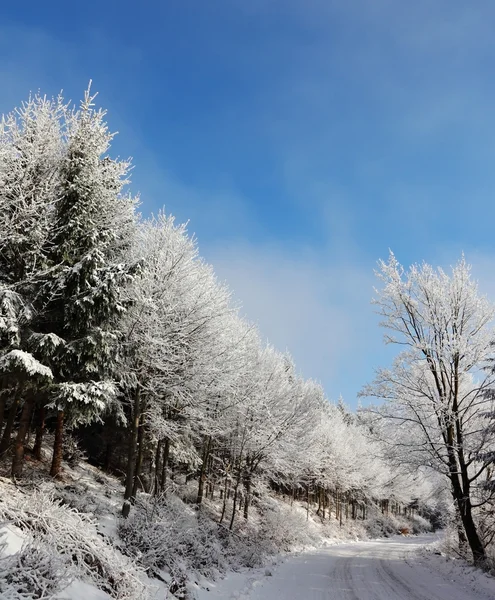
32;87;138;477
0;94;64;472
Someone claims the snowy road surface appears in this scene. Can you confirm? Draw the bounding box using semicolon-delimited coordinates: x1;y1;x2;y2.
198;535;495;600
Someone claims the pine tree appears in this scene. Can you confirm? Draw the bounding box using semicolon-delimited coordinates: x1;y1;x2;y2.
32;86;138;477
0;95;64;471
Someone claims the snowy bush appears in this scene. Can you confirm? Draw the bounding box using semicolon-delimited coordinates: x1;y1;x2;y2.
256;497;319;552
365;513;404;538
0;534;72;599
55;482;108;517
365;510;431;538
118;494;228;579
409;513;433;534
0;486;150;599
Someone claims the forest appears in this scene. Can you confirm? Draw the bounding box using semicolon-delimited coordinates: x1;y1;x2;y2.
0;89;494;599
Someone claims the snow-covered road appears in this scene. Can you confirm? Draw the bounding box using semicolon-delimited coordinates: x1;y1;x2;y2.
198;535;495;600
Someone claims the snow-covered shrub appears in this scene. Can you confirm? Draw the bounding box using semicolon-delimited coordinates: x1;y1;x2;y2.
0;535;72;599
365;513;403;538
365;510;431;538
0;486;150;599
256;497;319;552
118;494;228;579
55;482;108;517
215;521;266;569
409;513;432;534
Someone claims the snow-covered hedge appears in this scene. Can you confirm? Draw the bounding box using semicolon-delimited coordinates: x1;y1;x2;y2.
0;485;150;599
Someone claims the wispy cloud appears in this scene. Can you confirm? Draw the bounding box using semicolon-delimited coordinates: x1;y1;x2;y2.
206;240;389;404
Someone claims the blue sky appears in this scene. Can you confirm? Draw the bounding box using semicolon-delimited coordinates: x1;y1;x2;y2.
2;1;495;407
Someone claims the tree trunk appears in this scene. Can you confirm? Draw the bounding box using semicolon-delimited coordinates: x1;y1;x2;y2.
447;440;486;564
219;471;229;525
243;470;252;520
0;397;19;457
131;410;145;499
122;388;141;518
11;395;35;477
160;438;170;493
306;484;310;521
0;394;5;439
229;458;243;531
50;410;64;478
33;406;45;461
197;436;212;505
153;439;162;495
457;494;485;563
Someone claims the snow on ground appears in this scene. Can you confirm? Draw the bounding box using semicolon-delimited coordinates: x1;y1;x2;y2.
3;460;491;600
55;581;113;600
196;534;495;600
0;524;25;556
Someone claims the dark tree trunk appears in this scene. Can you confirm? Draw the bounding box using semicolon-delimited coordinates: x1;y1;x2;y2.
122;388;141;518
33;406;45;461
229;457;243;531
219;471;230;525
131;411;145;499
197;436;212;505
153;439;162;495
11;395;35;477
306;484;310;521
160;438;170;493
0;394;5;439
456;494;485;563
229;485;239;530
0;397;20;457
243;470;251;520
50;410;64;478
446;432;486;564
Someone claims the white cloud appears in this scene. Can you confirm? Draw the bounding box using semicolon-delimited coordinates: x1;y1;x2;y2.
205;240;389;405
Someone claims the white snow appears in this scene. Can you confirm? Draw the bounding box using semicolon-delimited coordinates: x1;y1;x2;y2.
0;349;53;379
56;580;112;600
196;534;495;600
0;524;25;556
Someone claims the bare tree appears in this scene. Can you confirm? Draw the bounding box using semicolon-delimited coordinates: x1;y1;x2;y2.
361;253;495;564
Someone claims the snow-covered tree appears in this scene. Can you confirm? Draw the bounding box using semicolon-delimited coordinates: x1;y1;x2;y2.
0;94;65;473
361;253;495;564
119;212;238;515
32;86;138;477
